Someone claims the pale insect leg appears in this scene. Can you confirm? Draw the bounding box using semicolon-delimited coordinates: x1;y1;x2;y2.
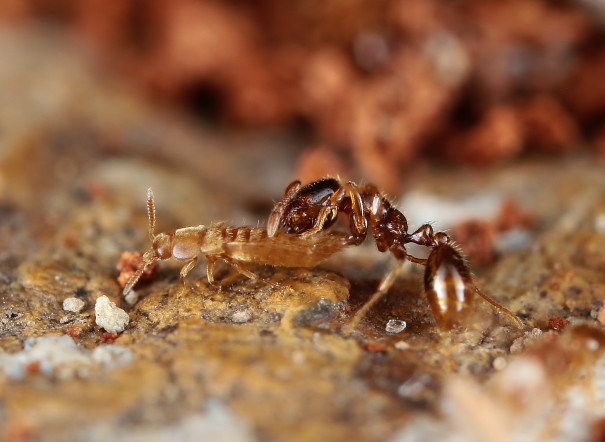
221;255;280;288
178;256;198;286
206;257;222;289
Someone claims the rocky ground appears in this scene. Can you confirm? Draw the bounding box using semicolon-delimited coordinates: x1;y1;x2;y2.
1;29;605;442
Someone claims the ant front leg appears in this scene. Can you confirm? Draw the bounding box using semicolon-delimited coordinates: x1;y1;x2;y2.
299;181;368;244
268;180;301;237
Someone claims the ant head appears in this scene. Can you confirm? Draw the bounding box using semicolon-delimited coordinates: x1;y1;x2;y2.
281;178;340;234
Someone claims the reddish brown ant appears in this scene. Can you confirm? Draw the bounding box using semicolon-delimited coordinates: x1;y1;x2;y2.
123;188;351;296
268;177;523;333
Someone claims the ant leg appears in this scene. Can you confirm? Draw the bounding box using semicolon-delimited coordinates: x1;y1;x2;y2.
221;256;280;288
268;180;301;237
343;261;406;335
474;286;524;328
298;205;339;238
179;256;198;286
342;182;368;243
406;254;427;266
300;182;368;243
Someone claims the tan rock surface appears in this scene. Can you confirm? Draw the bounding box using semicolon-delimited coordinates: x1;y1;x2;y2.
1;28;605;442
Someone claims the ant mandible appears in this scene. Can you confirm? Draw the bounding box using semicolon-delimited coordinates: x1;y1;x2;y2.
268;177;523;333
123;188;351;296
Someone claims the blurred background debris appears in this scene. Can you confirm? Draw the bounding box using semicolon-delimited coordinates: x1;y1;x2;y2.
3;0;605;192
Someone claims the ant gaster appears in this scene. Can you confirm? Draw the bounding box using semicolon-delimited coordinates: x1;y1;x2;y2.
123;188;351;296
268;177;523;333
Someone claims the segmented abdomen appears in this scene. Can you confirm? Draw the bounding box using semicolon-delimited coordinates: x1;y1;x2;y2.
424;244;474;330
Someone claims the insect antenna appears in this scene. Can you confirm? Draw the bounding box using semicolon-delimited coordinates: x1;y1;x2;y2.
147;187;156;241
123;256;150;295
122;188;160;296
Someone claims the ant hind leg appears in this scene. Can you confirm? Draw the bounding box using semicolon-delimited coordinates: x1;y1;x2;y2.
343;261;407;335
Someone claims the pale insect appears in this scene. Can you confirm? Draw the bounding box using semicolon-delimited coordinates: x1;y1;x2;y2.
123;188;351;295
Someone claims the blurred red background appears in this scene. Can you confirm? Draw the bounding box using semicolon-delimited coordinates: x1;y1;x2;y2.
2;0;604;191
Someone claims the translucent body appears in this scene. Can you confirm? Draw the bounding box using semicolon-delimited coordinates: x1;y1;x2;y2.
123;189;350;296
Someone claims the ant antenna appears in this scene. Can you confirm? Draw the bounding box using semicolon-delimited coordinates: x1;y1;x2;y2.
474;287;524;328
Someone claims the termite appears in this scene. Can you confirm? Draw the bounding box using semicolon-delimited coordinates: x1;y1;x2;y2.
123;188;351;296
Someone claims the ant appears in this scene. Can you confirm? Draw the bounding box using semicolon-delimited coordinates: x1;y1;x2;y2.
268;177;523;333
123;188;351;296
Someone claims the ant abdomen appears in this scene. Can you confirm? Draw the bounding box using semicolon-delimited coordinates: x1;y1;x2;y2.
424;244;475;330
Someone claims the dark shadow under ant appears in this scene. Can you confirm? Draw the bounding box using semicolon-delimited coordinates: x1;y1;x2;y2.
268;177;523;334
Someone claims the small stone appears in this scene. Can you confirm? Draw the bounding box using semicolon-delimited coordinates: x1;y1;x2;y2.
95;295;129;333
91;345;134;369
530;327;543;337
63;297;85;313
385;319;407;334
510;328;543;353
493;356;507;370
231;310;252;323
548;317;570;331
394;341;411;350
124;290;139;305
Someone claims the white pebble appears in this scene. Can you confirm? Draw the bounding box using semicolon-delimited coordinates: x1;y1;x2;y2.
95;295;129;333
63;297;85;313
386;319;407;334
395;341;411;350
124;290;139;305
493;356;507;370
91;345;134;368
231;310;252;323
